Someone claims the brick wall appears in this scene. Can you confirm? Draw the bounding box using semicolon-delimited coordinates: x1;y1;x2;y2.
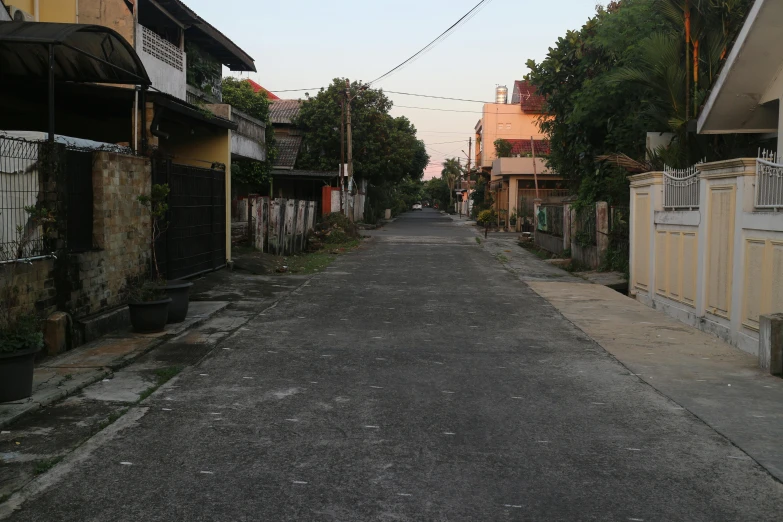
1;152;152;328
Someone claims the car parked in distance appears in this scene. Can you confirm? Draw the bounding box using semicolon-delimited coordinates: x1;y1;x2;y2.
412;202;423;211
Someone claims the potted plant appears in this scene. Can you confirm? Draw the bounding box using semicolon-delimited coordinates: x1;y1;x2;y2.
509;210;518;227
0;205;54;402
138;184;193;323
129;184;173;332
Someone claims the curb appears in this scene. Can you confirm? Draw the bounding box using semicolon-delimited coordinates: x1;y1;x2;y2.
0;303;227;430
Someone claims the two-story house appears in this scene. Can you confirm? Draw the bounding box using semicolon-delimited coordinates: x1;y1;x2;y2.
2;0;265;272
474;80;566;229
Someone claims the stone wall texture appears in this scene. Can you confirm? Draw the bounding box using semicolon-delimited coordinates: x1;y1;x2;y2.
1;152;151;324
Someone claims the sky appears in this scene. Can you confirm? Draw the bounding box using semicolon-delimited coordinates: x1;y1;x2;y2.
186;0;600;179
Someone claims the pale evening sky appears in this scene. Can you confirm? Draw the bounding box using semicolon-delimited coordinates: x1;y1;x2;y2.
186;0;600;179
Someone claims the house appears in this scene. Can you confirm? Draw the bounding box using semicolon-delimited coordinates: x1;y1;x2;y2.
246;80;280;100
474;81;564;228
1;0;265;273
628;0;783;365
267;98;338;212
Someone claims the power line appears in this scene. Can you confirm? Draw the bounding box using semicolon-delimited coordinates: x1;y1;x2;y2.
385;90;490;103
369;0;494;85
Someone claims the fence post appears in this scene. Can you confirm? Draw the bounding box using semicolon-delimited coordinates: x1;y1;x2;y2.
596;202;609;266
562;203;571;251
759;314;783;375
533;199;542;232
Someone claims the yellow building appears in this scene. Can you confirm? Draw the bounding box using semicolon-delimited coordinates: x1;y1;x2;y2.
474;81;565;229
3;0;263;271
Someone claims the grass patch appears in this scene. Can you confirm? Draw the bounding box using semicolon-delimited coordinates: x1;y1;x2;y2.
275;240;361;275
34;456;64;475
495;253;509;263
138;366;183;402
475;237;481;244
518;241;553;260
94;407;129;433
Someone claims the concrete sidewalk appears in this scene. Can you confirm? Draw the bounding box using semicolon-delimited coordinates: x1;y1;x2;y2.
0;301;228;429
529;281;783;482
464;217;783;482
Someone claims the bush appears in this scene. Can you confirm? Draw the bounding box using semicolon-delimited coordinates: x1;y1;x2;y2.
477;209;496;225
0;314;43;354
309;212;360;250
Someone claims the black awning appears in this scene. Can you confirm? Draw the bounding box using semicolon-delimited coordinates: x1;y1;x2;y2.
0;22;150;85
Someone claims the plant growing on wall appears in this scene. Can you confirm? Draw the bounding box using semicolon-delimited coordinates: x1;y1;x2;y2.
0;205;55;356
494;139;513;158
137;183;170;281
186;41;222;100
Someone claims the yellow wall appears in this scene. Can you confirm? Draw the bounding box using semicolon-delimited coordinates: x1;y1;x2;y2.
5;0;35;16
632;192;650;292
479;103;546;167
6;0;77;22
39;0;76;22
654;228;698;307
167;130;233;262
742;238;783;331
705;185;736;319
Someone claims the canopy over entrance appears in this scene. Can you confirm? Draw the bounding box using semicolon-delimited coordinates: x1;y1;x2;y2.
0;22;151;85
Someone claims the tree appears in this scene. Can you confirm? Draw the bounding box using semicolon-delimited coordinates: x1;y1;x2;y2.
221;77;277;188
526;0;667;205
494;139;513;158
440;158;462;209
424;177;451;210
295;78;430;221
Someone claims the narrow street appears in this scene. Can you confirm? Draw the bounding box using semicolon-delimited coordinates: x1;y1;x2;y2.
5;209;783;521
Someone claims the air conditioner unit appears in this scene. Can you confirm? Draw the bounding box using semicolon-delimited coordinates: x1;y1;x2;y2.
9;6;35;22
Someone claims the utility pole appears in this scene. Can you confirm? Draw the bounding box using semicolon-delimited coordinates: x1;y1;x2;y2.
345;79;354;222
340;95;345;213
531;136;540;201
464;137;472;218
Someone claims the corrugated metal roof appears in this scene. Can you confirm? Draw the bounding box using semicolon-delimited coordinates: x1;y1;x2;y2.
0;22;150;85
270;99;302;125
274;135;302;168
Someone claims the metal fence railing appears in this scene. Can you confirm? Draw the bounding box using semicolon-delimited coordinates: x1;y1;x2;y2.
0;137;59;262
0;136;96;262
574;206;596;246
538;205;564;237
756;149;783;210
664;161;702;210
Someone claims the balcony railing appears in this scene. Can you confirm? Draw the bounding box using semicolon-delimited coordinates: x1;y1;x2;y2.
664;162;701;210
137;25;186;100
756;150;783;210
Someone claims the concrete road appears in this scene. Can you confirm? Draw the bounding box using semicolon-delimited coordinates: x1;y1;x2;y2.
5;209;783;521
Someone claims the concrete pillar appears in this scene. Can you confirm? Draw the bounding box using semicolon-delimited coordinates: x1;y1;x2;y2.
596;201;610;263
563;203;571;251
533;198;542;232
43;312;69;356
759;314;783;375
384;209;391;220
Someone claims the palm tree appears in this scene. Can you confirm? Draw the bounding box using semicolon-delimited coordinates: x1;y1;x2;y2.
441;158;462;208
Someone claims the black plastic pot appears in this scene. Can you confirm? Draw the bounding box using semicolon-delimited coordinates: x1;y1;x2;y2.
158;281;193;323
128;298;172;333
0;345;42;402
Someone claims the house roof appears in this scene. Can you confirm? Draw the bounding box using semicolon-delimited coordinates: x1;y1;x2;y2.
274;135;302;168
697;0;782;134
0;22;151;85
271;169;337;179
270;99;302;125
507;139;550;156
148;0;255;72
512;80;546;114
246;80;279;100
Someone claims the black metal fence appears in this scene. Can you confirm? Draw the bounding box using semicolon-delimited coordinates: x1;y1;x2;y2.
152;158;227;280
540;205;564;237
0;136;94;262
574;206;597;246
607;206;630;272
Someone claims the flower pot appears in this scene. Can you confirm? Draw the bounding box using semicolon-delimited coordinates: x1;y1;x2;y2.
128;298;172;333
158;281;193;323
0;345;41;402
